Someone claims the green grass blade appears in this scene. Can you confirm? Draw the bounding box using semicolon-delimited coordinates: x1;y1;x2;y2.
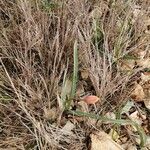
70;40;78;99
65;40;78;110
68;110;146;147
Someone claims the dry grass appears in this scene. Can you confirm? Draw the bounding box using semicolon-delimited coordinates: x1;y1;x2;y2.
0;0;149;149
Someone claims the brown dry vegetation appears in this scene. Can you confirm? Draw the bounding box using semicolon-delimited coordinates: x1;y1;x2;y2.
0;0;150;149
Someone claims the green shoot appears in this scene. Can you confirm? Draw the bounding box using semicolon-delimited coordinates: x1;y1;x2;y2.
63;40;78;110
68;110;146;147
70;40;78;99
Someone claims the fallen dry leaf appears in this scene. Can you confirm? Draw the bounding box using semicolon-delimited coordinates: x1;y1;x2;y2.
136;59;150;68
82;95;100;104
61;121;75;136
129;111;145;126
130;83;145;102
143;85;150;110
128;110;146;132
133;49;146;59
121;141;137;150
90;131;124;150
127;144;137;150
141;72;150;83
118;59;135;72
144;98;150;110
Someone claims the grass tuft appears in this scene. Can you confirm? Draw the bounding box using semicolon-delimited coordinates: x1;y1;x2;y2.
0;0;149;149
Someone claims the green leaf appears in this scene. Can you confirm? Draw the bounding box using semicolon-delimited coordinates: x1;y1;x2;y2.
121;100;134;114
